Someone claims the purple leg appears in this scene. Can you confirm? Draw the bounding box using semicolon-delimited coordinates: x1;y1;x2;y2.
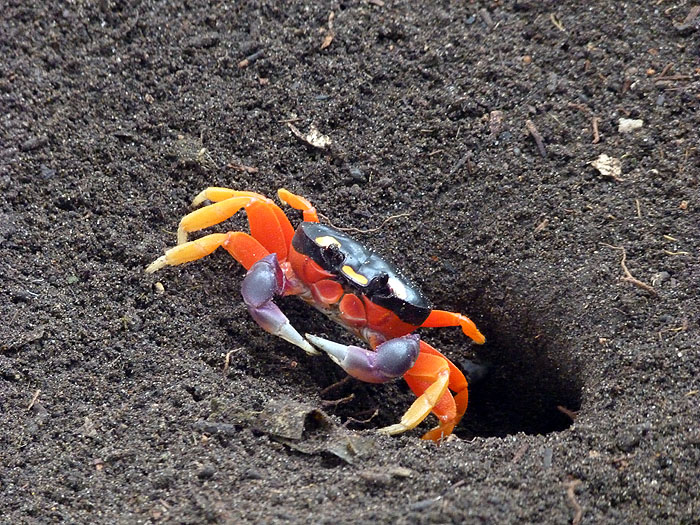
305;333;420;383
242;254;318;355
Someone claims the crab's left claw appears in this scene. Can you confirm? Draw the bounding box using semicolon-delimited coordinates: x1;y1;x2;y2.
243;254;318;355
305;333;420;384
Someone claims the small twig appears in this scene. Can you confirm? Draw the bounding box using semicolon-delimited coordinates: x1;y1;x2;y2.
675;5;700;30
601;244;657;295
321;393;355;408
557;405;579;421
238;49;264;69
655;74;692;82
27;389;41;410
343;409;379;427
318;211;413;235
478;8;494;29
319;375;352;396
533;218;549;234
658;319;689;341
591;117;600;144
657;62;674;78
227;162;259;174
567;102;590;114
450;152;473;175
223;348;243;375
635;199;642;218
321;11;335;50
564;479;584;525
550;13;566;32
525;120;547;158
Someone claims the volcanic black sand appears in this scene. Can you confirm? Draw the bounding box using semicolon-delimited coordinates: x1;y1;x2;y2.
2;1;699;523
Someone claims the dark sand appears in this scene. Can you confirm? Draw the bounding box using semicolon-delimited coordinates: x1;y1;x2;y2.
2;1;698;523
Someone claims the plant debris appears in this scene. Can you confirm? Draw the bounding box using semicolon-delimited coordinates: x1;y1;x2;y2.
590;153;622;181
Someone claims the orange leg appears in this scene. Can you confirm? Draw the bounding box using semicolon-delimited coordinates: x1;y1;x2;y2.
146;231;270;273
421;309;486;345
378;352;450;437
176;188;294;260
397;341;470;441
277;188;319;223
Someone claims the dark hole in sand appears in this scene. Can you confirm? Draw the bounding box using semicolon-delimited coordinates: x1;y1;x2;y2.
301;295;583;439
458;307;583;438
232;270;582;439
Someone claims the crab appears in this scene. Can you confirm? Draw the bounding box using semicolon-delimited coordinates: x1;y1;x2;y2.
146;187;485;441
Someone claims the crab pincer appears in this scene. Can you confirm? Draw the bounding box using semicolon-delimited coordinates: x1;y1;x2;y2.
242;254;318;356
305;333;420;383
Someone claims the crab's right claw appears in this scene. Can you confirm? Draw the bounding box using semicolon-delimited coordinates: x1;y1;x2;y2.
305;333;420;384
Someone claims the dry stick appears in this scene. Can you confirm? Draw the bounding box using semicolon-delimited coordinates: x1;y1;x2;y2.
564;480;584;525
319;375;352;396
567;102;590;114
478;8;494;28
525;120;547;158
27;389;41;410
557;405;579;421
343;408;379;427
591;117;600;144
321;393;355;408
657;62;674;78
318;211;413;235
601;244;657;295
321;11;335;49
550;13;566;32
238;49;264;69
223;348;243;375
676;5;700;30
533;218;549;234
227;162;258;173
658;320;689;341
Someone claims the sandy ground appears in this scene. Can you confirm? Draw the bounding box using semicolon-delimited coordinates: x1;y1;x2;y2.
2;1;699;523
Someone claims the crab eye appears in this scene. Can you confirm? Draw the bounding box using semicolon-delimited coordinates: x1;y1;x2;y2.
321;243;345;268
367;273;391;296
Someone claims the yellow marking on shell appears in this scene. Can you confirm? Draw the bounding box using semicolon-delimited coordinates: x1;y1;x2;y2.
315;235;341;248
342;265;369;285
